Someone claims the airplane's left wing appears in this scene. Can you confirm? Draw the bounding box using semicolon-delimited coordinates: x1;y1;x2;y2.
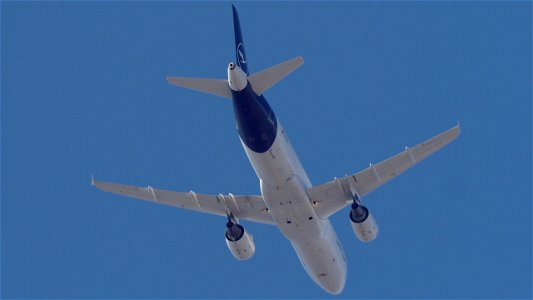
92;180;274;224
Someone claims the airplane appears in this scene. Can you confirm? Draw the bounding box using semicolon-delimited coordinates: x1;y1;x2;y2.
92;5;460;295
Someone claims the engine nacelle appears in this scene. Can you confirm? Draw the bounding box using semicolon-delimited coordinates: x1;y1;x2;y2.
350;204;379;242
225;222;255;260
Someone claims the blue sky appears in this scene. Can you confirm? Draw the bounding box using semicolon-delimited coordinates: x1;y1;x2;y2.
2;2;531;298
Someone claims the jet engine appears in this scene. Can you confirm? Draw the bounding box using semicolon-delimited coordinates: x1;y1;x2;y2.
350;202;379;242
225;221;255;260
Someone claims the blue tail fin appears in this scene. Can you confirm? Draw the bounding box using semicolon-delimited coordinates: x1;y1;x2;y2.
232;5;249;75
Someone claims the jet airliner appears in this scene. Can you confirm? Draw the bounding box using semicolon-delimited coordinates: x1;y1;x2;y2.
93;6;460;295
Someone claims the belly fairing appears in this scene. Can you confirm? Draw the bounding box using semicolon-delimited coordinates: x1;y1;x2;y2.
261;175;325;240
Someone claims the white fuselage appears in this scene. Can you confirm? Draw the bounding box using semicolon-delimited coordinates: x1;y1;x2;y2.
228;64;347;294
241;123;347;294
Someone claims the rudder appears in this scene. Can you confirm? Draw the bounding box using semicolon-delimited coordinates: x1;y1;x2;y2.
232;5;249;75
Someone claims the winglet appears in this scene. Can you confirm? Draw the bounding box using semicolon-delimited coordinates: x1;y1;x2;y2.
90;173;95;186
453;122;462;137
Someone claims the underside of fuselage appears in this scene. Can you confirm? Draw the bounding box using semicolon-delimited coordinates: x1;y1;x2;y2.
229;78;348;294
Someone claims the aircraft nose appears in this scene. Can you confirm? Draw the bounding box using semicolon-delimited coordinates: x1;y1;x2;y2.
324;278;345;295
316;271;346;295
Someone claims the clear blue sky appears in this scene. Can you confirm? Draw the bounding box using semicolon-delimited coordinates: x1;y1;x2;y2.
2;2;531;298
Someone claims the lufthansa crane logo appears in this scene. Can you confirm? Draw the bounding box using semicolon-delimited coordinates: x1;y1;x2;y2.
237;42;246;66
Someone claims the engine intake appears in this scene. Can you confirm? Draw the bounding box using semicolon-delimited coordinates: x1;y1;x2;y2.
225;222;255;260
350;203;379;242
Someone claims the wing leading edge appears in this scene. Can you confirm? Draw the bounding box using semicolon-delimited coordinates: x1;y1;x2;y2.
92;180;274;224
307;125;461;219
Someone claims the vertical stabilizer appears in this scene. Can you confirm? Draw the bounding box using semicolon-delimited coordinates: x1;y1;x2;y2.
232;5;249;75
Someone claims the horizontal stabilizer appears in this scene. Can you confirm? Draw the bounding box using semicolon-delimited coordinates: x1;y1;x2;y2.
167;76;231;99
248;56;304;95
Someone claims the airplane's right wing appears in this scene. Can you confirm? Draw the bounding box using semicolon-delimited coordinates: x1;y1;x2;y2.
307;125;461;219
93;180;274;224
